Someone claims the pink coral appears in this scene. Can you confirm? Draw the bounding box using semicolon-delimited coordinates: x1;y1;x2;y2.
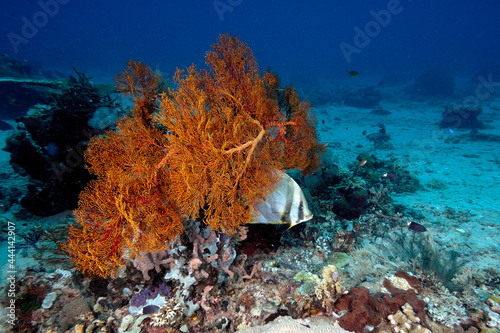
133;250;174;280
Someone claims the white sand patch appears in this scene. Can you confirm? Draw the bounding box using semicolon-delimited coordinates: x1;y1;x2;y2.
315;90;500;270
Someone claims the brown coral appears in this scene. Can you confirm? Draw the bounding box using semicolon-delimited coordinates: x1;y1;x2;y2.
62;34;324;277
333;276;429;333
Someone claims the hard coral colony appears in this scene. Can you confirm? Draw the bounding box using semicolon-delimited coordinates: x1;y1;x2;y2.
61;34;324;278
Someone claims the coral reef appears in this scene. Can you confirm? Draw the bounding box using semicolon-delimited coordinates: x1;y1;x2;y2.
58;298;92;332
0;54;61;119
2;267;93;332
4;33;494;333
315;265;344;311
3;69;115;216
345;244;411;286
423;286;467;328
0;77;59;119
4;228;494;333
386;303;431;333
333;275;429;333
128;283;172;309
324;252;350;268
351;152;421;194
304;152;419;223
334;286;385;332
372;220;466;284
132;251;174;281
88;105;129;130
365;126;394;149
149;296;185;327
62;34;324;277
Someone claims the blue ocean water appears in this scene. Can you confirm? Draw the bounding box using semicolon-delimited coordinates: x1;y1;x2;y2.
1;0;499;83
0;1;500;332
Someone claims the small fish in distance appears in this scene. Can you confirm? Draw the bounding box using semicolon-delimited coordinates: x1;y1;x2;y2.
347;70;359;77
408;221;426;232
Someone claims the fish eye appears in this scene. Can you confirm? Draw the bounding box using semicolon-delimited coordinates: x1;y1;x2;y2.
298;202;304;211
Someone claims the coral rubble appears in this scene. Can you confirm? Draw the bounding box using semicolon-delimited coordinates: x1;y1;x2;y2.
238;316;353;332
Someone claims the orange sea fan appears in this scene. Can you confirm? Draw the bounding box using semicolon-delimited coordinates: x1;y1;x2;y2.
62;34;324;277
62;114;183;277
154;37;287;233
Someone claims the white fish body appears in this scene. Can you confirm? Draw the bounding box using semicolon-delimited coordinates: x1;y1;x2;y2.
252;172;313;227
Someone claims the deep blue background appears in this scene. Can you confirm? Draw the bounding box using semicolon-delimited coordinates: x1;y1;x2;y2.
1;0;499;85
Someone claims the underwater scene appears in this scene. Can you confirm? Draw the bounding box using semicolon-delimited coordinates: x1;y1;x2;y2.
0;1;499;332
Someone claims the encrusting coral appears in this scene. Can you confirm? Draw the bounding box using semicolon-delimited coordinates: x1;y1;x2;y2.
387;303;431;333
61;34;324;277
